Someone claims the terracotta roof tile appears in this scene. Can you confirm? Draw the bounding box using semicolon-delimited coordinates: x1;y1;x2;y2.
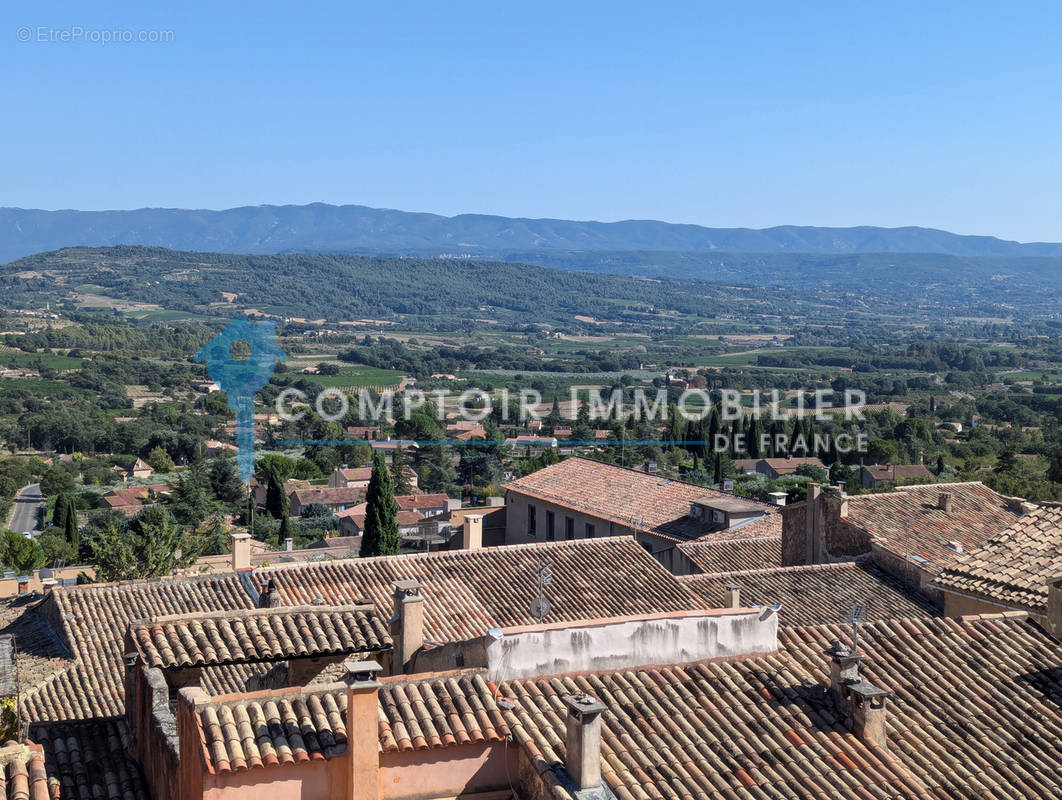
26;574;254;720
28;719;148;800
932;503;1062;612
253;537;707;642
505;457;777;542
842;482;1020;572
778;614;1062;799
129;604;392;669
679;560;938;626
0;741;50;800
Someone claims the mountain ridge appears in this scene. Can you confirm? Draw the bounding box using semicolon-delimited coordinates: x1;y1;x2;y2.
3;202;1062;265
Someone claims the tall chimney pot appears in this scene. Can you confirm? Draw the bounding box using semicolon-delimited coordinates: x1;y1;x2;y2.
392;579;424;674
231;532;252;571
562;693;607;792
463;514;484;550
345;661;382;800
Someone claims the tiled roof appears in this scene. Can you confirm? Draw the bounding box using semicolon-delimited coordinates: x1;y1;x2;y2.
932;503;1062;612
778;613;1062;799
195;669;511;773
197;687;349;771
128;605;392;670
759;456;826;474
0;741;50;800
378;671;510;753
394;493;450;511
678;536;783;573
26;574;254;720
340;467;372;481
291;487;366;506
501;655;928;800
863;464;935;482
252;537;707;642
503;612;1062;800
842;482;1020;571
505;457;776;542
28;718;149;800
679;560;939;626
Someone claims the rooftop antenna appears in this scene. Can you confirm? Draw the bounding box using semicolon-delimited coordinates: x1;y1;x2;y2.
531;554;552;623
846;602;868;654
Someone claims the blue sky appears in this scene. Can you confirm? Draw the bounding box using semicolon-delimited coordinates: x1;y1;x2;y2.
3;1;1062;241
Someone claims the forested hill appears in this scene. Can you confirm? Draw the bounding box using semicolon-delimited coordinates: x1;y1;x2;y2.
1;246;814;325
3;203;1062;264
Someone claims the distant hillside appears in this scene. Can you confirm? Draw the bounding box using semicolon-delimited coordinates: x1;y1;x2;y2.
3;203;1062;264
0;246;813;326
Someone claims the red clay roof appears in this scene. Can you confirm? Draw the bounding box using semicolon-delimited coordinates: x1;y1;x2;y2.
505;457;776;542
252;537;707;642
842;481;1021;571
932;503;1062;612
678;535;783;573
679;560;938;626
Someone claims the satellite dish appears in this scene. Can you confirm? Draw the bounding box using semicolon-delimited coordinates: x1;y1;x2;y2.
531;596;550;622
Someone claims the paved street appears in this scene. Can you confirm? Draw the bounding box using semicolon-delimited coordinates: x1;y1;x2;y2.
8;483;43;535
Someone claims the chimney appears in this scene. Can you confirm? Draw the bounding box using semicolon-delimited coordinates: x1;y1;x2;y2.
823;640;890;750
392;579;424;674
1046;576;1062;640
284;537;293;552
562;694;607;793
41;579;57;596
16;576;28;595
768;491;787;507
938;493;953;513
463;514;484;550
231;531;251;571
805;482;824;564
258;578;281;608
345;661;382;800
724;583;741;608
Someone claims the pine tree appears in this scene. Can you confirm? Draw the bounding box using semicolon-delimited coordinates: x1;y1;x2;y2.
361;452;401;558
390;445;413;495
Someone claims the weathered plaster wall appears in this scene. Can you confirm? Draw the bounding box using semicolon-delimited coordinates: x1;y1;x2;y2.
486;610;777;682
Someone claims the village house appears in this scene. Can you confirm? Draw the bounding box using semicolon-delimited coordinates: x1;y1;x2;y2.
504;457;780;573
328;466;373;489
859;462;935;489
502;434;558;455
126;457;154;480
102;483;173;516
782;480;1025;599
289;486;367;516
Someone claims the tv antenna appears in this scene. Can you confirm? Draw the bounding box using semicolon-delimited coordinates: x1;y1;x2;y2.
846;602;867;654
531;554;552;622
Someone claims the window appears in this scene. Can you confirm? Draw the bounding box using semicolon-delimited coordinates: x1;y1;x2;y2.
585;523;595;538
565;516;574;540
528;504;536;537
546;510;555;540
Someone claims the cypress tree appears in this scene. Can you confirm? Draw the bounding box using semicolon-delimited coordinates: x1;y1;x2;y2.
64;503;79;551
361;452;401;558
52;493;69;530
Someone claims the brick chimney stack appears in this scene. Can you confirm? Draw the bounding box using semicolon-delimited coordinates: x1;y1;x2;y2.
562;693;607;793
344;660;382;800
463;514;484;550
823;640;890;750
725;583;741;608
231;531;251;571
939;493;954;513
392;579;424;674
